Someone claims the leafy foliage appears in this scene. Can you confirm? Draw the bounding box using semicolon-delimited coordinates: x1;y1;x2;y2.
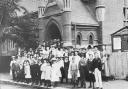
12;12;39;49
0;0;39;50
0;0;28;26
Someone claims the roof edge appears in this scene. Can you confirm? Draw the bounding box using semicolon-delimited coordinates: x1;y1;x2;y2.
111;26;128;36
71;22;99;27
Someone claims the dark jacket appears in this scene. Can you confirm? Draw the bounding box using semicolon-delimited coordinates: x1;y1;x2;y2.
64;61;70;70
92;58;102;71
87;59;94;72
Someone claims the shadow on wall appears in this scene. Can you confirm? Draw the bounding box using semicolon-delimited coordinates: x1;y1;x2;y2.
0;56;11;73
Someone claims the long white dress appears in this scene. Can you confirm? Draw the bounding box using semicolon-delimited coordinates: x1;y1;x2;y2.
24;64;31;79
74;55;81;77
40;63;47;80
45;64;52;80
102;50;110;77
51;62;61;82
57;59;64;78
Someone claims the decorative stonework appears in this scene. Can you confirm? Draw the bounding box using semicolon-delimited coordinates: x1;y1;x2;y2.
39;0;100;47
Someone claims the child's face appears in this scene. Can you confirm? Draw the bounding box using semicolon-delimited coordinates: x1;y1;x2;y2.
81;56;84;59
24;62;26;65
26;61;29;65
46;47;49;50
94;53;99;58
64;58;68;62
52;60;56;64
44;60;46;63
60;49;63;51
30;56;33;58
71;53;74;56
75;52;78;55
89;54;93;60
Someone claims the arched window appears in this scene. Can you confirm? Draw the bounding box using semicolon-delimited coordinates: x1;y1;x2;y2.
76;33;82;45
89;33;94;45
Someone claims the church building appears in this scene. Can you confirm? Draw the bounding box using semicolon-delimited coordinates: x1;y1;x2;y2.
38;0;104;48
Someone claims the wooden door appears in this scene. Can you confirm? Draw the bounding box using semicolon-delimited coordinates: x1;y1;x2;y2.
122;35;128;52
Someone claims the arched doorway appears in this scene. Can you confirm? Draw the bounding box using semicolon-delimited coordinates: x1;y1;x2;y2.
45;22;62;41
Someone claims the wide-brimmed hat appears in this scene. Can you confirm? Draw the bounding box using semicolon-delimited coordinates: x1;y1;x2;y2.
51;58;57;61
56;56;61;58
64;56;69;58
11;56;15;58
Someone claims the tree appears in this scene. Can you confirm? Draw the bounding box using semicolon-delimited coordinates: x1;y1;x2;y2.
1;11;39;50
12;12;39;50
0;0;28;41
0;0;28;26
0;0;39;50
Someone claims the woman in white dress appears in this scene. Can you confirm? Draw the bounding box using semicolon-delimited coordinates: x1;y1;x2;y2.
102;47;110;79
51;57;61;87
40;59;47;86
45;62;52;87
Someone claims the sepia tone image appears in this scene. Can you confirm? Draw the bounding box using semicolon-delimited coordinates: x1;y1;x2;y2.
0;0;128;89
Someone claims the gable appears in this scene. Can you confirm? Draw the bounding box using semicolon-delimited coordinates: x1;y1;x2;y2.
44;2;62;16
44;0;98;25
112;26;128;36
71;0;98;25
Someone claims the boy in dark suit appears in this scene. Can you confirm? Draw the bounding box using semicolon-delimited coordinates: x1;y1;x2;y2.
93;52;103;89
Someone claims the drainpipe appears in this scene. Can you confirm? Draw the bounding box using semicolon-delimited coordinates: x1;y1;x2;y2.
74;24;76;49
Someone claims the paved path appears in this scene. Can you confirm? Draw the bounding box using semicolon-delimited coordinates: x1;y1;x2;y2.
0;73;128;89
0;83;38;89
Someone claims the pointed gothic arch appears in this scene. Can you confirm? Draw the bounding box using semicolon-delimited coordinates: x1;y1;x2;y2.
76;32;82;45
88;32;94;45
44;19;62;41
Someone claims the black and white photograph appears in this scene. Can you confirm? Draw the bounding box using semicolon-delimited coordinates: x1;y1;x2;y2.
0;0;128;89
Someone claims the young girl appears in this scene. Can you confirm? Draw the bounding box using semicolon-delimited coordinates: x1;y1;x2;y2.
24;60;31;84
40;59;47;86
51;57;61;87
45;62;52;88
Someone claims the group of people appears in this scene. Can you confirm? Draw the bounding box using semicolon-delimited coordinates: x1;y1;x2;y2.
10;39;109;89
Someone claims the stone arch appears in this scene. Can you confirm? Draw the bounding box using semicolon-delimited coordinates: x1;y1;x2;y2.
88;32;94;45
76;32;82;45
44;18;63;41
